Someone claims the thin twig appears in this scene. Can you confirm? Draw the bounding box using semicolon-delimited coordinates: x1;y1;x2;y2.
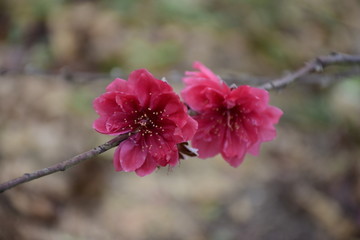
1;52;360;193
0;134;128;193
258;52;360;90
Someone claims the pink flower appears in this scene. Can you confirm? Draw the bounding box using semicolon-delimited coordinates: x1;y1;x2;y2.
181;62;282;167
93;69;197;176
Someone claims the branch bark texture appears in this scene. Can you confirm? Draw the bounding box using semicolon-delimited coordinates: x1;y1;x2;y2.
0;134;128;193
258;53;360;90
1;52;360;193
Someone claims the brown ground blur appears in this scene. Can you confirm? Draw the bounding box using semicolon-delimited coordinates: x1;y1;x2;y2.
1;1;360;240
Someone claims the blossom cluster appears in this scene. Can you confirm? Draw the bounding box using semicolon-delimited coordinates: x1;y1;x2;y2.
93;63;282;176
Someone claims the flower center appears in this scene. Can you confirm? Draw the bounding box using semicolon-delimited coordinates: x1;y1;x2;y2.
138;118;148;127
218;105;244;131
133;109;165;136
136;113;152;127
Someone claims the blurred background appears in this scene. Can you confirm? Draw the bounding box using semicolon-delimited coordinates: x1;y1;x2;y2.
0;0;360;239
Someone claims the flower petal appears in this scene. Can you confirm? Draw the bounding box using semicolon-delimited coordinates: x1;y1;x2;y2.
183;61;221;85
182;86;225;112
119;139;147;172
135;155;158;177
221;154;246;168
221;128;247;167
145;135;178;167
93;116;108;134
113;146;123;171
182;62;230;97
93;92;121;116
106;112;134;134
191;114;225;158
194;61;221;83
115;94;140;113
168;148;180;167
258;126;277;142
150;92;189;128
106;78;129;92
178;117;198;142
247;141;261;156
262;106;283;125
231;85;270;112
128;69;172;106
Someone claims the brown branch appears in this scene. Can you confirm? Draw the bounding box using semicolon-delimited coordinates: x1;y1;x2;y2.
0;134;129;193
1;52;360;193
258;52;360;90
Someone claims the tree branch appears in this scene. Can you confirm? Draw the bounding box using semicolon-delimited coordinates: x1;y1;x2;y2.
258;53;360;90
1;52;360;193
0;134;129;193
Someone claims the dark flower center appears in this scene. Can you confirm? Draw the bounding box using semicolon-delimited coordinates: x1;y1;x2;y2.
133;108;166;136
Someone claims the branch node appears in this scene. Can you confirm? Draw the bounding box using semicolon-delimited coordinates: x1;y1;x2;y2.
313;58;325;72
314;63;324;72
270;81;277;89
97;146;105;152
258;53;360;90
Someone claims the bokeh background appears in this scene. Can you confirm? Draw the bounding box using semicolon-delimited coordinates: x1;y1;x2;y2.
1;0;360;239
